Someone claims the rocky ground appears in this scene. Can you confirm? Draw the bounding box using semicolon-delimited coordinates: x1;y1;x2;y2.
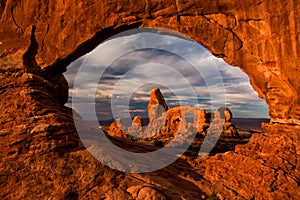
93;122;267;199
104;122;262;155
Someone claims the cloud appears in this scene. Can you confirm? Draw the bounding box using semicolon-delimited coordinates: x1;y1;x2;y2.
194;103;212;110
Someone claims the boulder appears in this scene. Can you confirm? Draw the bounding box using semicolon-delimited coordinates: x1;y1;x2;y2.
214;107;231;121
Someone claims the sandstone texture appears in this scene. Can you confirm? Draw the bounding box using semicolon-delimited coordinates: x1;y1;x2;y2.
204;123;300;199
0;0;300;199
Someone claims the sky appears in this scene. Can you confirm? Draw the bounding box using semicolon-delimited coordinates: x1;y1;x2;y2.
64;30;269;121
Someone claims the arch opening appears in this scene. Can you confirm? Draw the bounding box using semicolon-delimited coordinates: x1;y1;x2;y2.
64;28;269;155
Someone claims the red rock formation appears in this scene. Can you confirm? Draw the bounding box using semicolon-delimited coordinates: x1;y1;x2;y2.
147;88;168;124
145;90;201;137
214;107;238;137
199;109;208;124
127;116;143;136
197;109;210;134
161;106;199;136
107;118;127;138
0;0;300;199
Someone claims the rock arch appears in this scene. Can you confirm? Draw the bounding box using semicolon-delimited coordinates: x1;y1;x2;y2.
1;0;299;124
0;0;300;199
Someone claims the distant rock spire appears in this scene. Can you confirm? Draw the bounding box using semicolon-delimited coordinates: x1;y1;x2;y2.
147;88;168;124
215;107;233;122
